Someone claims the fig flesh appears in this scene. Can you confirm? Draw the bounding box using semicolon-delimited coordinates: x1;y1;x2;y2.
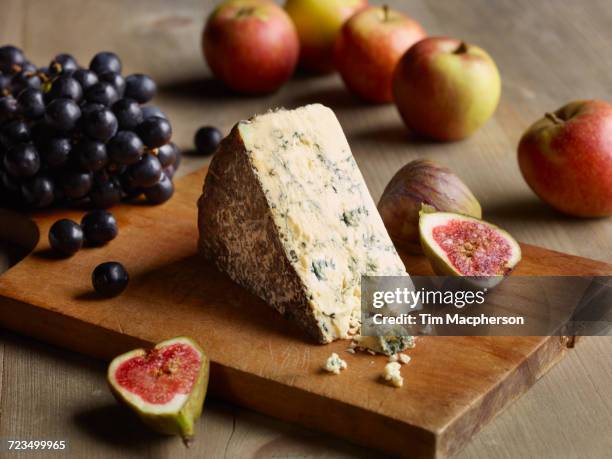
419;211;521;287
107;336;209;440
378;160;481;253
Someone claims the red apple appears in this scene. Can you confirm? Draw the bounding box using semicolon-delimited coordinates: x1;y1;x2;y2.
285;0;368;74
518;100;612;217
335;6;426;103
203;0;299;94
392;36;501;141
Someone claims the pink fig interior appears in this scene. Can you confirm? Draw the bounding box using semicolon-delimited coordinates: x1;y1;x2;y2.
115;343;201;404
432;220;513;276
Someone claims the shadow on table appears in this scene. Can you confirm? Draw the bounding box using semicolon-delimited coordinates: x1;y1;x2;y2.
484;196;582;224
351;123;437;148
73;405;170;451
159;77;243;101
285;84;365;111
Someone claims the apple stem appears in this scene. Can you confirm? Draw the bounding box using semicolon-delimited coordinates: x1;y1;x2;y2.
545;112;564;124
236;7;254;17
382;5;389;21
454;42;468;54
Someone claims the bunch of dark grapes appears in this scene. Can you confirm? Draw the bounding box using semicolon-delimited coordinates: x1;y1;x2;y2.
0;46;179;210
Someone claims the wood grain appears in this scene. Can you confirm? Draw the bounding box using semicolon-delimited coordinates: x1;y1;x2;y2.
1;168;610;458
1;0;611;458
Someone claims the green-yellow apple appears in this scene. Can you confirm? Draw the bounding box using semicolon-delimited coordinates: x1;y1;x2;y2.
203;0;299;94
518;100;612;217
284;0;367;74
334;5;425;103
392;36;501;141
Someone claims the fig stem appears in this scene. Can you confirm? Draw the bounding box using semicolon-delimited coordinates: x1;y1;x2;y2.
182;437;194;448
545;112;564;125
454;42;468;54
382;5;389;21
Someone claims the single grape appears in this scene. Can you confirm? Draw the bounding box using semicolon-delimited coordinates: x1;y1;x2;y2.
75;139;108;171
3;143;39;178
144;173;174;204
111;98;143;130
21;175;55;208
90;178;122;208
0;96;18;123
89;52;122;75
141;105;167;120
137;116;172;148
45;98;81;131
107;130;144;165
98;71;125;97
82;106;118;142
124;74;156;104
156;142;178;167
46;76;83;102
129;153;162;187
0;46;25;74
194;126;222;156
85;81;119;106
49;54;79;75
49;219;83;256
72;69;99;91
62;170;93;199
92;261;128;297
1;120;30;148
10;71;42;94
40;137;71;168
17;88;45;118
81;209;118;245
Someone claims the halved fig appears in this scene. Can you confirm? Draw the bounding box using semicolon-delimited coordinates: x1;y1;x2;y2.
107;336;209;441
419;211;521;287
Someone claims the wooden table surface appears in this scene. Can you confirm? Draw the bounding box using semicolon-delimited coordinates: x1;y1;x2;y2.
1;0;611;458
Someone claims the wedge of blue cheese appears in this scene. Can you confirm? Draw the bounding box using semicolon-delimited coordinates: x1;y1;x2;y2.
198;104;411;343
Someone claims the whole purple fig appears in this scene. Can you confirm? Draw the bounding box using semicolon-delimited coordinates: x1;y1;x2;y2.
378;159;482;253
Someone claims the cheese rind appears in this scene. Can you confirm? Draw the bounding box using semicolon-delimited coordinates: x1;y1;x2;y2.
198;104;410;343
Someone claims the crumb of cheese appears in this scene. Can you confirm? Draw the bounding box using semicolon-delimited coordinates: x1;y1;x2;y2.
324;353;347;375
353;335;415;356
398;353;411;364
383;362;403;387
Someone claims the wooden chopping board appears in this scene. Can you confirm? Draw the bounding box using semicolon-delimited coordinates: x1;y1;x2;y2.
0;168;610;459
